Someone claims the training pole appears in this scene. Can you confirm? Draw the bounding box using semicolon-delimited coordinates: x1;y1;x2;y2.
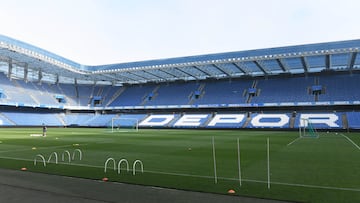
267;137;270;189
237;138;242;187
212;136;218;184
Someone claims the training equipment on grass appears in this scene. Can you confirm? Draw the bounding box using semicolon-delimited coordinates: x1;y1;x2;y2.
30;134;43;137
267;137;271;189
62;150;71;163
72;149;83;161
117;159;130;174
132;160;144;175
34;154;46;167
212;136;217;184
102;177;109;182
104;158;116;173
104;158;144;175
237;138;242;187
35;150;82;167
110;117;139;132
299;118;319;138
47;152;59;164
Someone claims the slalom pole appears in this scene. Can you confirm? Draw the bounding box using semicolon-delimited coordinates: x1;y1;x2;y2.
267;137;270;189
237;138;242;187
212;136;218;184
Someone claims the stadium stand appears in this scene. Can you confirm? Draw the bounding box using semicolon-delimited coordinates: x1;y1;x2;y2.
317;74;360;101
63;113;95;126
109;85;156;106
0;35;360;130
346;112;360;129
293;112;343;129
251;77;314;103
246;113;292;129
0;113;15;126
0;72;358;130
193;80;251;105
1;112;63;126
145;82;199;105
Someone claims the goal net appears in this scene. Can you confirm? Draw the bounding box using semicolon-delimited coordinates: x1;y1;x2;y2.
110;118;139;132
299;118;319;138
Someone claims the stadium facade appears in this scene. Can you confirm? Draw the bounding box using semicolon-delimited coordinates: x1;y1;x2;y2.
0;34;360;129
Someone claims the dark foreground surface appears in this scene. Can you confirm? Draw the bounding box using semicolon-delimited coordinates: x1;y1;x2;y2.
0;168;293;203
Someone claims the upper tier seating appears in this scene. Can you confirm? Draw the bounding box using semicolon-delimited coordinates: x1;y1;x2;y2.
145;82;199;105
318;74;360;101
193;80;252;105
108;85;156;106
0;72;359;107
251;77;314;103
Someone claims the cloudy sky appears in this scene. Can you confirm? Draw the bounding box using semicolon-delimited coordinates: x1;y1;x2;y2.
1;0;359;65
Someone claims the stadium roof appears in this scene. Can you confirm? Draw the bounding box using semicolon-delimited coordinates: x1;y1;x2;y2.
0;34;359;85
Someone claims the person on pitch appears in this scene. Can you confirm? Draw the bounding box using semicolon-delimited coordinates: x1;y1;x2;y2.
42;123;47;137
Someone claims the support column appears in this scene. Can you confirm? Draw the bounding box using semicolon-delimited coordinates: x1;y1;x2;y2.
55;74;59;85
38;69;42;84
24;63;28;82
8;59;12;79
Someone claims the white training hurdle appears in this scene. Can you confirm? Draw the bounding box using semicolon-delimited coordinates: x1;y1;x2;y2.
62;150;71;162
34;149;83;168
132;160;144;175
104;158;116;173
72;149;83;161
47;152;58;164
118;158;130;174
34;154;46;167
104;158;144;175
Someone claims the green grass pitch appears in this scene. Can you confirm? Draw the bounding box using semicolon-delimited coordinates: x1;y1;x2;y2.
0;128;359;202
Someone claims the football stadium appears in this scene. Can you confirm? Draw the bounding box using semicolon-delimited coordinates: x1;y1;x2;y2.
0;34;360;202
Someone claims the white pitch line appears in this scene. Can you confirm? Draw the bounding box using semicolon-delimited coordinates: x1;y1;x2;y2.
1;156;360;193
0;143;88;154
270;180;360;192
340;133;360;150
287;137;301;146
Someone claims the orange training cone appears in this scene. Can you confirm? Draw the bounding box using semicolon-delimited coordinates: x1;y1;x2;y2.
102;177;109;182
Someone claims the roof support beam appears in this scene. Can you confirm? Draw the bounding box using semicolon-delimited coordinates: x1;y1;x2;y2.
276;58;289;72
232;63;247;74
193;66;212;77
325;54;331;70
103;73;130;82
300;56;310;73
159;69;179;78
253;60;268;75
142;70;167;81
233;62;249;74
127;71;151;81
348;52;358;70
119;73;138;81
212;64;231;77
175;67;200;80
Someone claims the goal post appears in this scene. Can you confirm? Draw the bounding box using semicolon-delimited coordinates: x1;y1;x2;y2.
110;118;139;132
299;118;319;138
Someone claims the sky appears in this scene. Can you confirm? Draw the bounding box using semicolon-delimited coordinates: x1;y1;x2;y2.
1;0;360;66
